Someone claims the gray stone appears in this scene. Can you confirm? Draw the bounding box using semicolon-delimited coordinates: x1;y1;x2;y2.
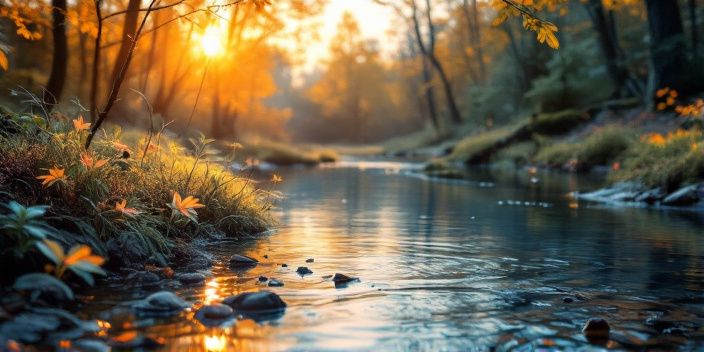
194;304;234;326
332;273;359;284
268;279;284;287
133;291;190;316
222;291;287;313
635;188;665;204
126;271;160;286
229;255;258;268
177;273;206;285
663;184;700;206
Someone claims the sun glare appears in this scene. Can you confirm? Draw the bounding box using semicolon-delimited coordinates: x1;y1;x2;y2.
200;25;225;57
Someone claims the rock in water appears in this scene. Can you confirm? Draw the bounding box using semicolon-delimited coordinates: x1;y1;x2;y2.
177;273;206;285
268;279;284;287
258;276;268;282
332;273;358;284
194;304;234;326
229;255;258;268
582;318;610;339
306;258;314;263
296;267;313;275
133;291;190;316
222;291;286;313
662;184;700;206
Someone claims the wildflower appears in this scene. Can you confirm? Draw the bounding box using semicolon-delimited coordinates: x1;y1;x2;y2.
72;115;91;132
36;239;106;283
692;143;699;152
271;174;283;183
655;87;670;98
168;192;205;222
80;152;108;170
59;340;71;349
643;133;666;147
227;142;244;150
115;199;140;217
656;102;667;111
36;167;66;188
611;162;621;171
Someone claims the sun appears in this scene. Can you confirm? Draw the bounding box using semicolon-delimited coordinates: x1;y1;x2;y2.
200;25;225;57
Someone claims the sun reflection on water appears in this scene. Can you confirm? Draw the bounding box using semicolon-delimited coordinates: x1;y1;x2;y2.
204;334;227;352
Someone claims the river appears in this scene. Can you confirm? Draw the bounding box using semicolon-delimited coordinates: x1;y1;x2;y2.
82;160;704;351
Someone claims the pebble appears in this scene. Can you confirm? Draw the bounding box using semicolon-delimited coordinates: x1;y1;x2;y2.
222;291;287;312
177;273;206;285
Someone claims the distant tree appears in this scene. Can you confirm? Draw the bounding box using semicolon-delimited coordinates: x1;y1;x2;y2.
43;0;68;111
644;0;690;96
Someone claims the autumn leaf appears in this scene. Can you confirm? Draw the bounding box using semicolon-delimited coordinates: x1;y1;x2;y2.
168;192;205;222
115;199;140;218
80;152;108;170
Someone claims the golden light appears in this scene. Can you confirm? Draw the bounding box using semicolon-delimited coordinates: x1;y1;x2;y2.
204;334;227;352
200;25;226;57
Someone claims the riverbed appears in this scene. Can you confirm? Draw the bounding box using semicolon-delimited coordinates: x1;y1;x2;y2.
81;161;704;351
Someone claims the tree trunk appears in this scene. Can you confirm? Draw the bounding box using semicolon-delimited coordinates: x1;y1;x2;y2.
644;0;689;95
111;0;140;85
43;0;68;111
78;32;88;100
689;0;699;59
585;0;637;98
421;57;440;130
90;0;102;122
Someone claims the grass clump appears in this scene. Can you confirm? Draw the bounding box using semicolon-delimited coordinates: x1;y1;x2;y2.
0;111;273;271
446;124;522;163
530;109;584;135
236;139;338;165
613;129;704;191
534;125;634;170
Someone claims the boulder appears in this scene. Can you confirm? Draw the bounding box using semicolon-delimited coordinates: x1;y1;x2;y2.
296;267;313;275
194;304;234;326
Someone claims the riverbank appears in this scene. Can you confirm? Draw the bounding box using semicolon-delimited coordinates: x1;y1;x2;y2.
0;109;276;314
382;101;704;208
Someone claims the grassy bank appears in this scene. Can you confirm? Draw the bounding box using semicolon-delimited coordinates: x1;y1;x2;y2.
229;138;339;166
0;110;274;287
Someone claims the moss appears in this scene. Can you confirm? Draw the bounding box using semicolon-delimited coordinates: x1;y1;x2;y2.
446;124;522;163
533;125;634;170
239;139;321;166
534;141;579;167
530;109;584;135
492;141;538;166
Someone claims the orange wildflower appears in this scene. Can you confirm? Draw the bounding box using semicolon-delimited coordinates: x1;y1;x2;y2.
36;167;66;188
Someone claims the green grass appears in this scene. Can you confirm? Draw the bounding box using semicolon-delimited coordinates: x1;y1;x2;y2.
534;125;635;170
0;111;273;269
234;138;339;165
530;109;584;135
445;123;524;163
612;129;704;191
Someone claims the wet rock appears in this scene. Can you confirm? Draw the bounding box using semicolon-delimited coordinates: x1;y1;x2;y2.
306;258;314;263
268;279;284;287
662;184;700;206
0;308;99;344
74;339;111;352
281;264;288;268
583;318;610;339
634;188;665;204
110;335;165;349
222;291;287;313
106;233;150;269
177;273;206;286
263;255;269;259
321;275;333;279
258;276;268;282
133;291;190;316
194;304;234;326
296;267;313;275
332;273;358;284
563;297;574;303
229;255;258;268
171;245;213;271
126;271;160;286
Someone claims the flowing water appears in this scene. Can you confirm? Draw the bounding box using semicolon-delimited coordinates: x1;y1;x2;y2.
82;161;704;351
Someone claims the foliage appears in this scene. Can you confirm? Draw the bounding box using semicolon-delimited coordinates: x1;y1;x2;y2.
524;38;613;112
0;110;273;270
36;239;106;286
614;129;704;191
534;125;634;170
0;201;55;257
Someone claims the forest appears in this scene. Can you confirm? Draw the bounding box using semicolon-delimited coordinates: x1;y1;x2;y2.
0;0;703;350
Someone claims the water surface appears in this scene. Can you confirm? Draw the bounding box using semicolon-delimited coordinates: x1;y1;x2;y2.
84;161;704;351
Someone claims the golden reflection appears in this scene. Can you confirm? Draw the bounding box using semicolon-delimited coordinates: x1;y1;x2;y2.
204;334;227;352
204;278;221;305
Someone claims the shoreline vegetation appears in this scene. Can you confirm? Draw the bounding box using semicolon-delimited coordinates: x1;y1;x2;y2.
0;108;277;296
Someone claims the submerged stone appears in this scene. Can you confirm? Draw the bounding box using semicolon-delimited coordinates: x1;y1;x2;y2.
229;255;259;268
296;267;313;275
582;318;610;339
258;276;268;282
331;273;359;284
194;304;234;326
662;184;700;206
222;291;287;313
268;279;284;287
306;258;314;263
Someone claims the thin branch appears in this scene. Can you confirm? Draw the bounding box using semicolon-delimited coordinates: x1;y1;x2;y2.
102;0;187;21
